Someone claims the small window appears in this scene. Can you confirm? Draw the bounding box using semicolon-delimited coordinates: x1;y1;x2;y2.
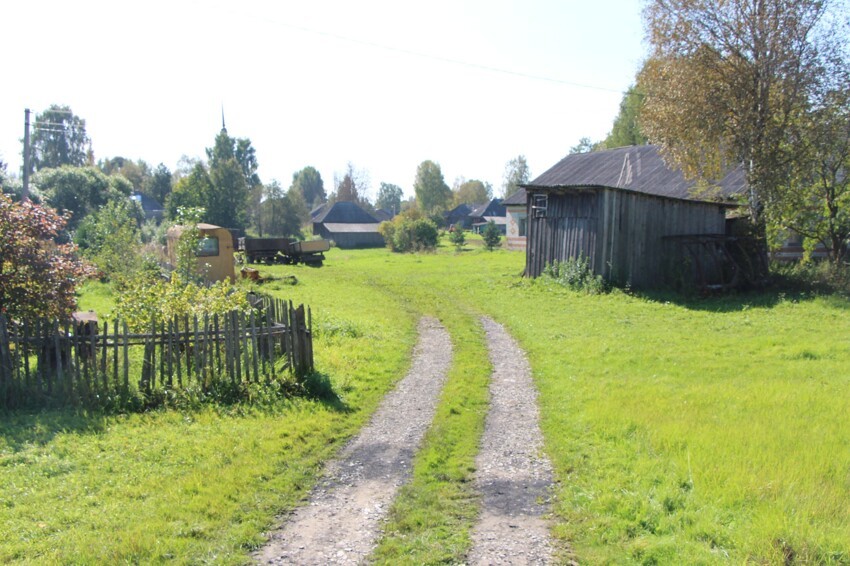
196;236;219;257
532;193;548;218
519;217;527;237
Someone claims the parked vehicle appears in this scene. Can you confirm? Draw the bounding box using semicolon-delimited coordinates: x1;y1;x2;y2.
238;237;330;266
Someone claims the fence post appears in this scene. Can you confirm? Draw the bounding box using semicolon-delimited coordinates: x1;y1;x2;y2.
0;315;10;407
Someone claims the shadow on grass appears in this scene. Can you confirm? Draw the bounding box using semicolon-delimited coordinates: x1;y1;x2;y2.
635;283;849;313
0;410;107;452
302;371;351;413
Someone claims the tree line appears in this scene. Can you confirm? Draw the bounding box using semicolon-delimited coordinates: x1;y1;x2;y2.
572;0;850;265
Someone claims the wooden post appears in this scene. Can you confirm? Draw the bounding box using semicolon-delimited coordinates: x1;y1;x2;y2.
112;319;118;392
193;314;200;386
250;311;259;382
122;320;129;391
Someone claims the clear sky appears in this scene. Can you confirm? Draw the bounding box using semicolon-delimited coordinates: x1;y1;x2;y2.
1;0;646;200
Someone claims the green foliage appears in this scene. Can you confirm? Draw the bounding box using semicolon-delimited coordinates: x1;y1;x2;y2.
290;166;326;208
379;212;439;252
98;156;151;193
166;163;212;220
145;162;173;205
0;193;96;322
31;104;90;171
35;166;131;230
110;274;249;332
481;220;502;251
414;160;451;214
502;154;530;198
452;178;492;205
600;85;648;149
376;182;403;214
75;199;144;283
542;256;608;294
449;227;466;250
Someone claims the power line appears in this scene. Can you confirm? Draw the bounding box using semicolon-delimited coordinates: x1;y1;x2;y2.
233;10;628;95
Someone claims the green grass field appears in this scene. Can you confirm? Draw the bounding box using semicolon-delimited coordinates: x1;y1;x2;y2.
3;242;850;564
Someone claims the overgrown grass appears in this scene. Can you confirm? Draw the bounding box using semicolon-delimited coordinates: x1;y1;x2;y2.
1;261;418;564
5;243;850;564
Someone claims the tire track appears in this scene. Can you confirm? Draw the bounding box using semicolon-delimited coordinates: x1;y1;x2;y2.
468;316;555;565
254;316;452;565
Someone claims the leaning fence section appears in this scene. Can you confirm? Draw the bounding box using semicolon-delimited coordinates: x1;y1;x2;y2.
0;297;313;410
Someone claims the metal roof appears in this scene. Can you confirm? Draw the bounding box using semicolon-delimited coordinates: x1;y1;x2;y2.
322;223;382;233
525;145;746;202
502;188;527;206
313;201;380;224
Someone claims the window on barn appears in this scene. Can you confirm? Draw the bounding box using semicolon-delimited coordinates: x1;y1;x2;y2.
196;236;220;257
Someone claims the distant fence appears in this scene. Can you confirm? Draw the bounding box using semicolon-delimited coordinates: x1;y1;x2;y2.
0;296;313;410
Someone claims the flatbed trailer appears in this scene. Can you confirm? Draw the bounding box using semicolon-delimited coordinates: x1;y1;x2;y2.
238;237;330;266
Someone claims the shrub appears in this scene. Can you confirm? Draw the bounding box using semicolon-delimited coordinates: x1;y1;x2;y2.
0;194;96;322
75;199;144;283
449;228;466;250
482;220;502;251
379;212;439;252
542;256;609;294
110;274;250;332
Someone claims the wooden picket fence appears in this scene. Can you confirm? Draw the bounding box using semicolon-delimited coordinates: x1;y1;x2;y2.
0;296;313;410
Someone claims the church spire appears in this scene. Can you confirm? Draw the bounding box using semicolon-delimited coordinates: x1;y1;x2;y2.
221;105;227;134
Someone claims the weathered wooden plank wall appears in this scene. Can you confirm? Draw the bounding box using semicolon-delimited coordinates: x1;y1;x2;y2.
526;188;727;287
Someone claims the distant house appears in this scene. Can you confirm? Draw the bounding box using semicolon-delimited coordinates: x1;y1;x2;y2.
445;203;474;229
524;145;747;288
130;192;164;222
503;188;527;251
372;208;394;222
312;201;385;249
469;199;506;234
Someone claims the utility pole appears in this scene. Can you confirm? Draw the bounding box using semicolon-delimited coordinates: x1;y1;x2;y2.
22;108;31;201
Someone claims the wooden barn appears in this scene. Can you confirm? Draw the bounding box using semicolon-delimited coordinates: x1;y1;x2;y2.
524;145;747;288
312;201;385;249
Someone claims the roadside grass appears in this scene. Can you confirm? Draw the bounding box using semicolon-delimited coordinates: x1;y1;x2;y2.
0;260;417;564
5;242;850;564
463;277;850;563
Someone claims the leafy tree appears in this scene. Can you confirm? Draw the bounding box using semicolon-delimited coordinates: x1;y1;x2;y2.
569;137;598;155
453;178;492;205
333;163;369;206
502;155;530;198
202;128;258;230
600;86;648;149
290;166;326;208
775;88;850;263
376;182;404;214
0;193;96;322
30;105;91;171
639;0;845;227
414;160;451;214
482;220;502;251
99;157;152;193
35;166;132;230
261;181;306;237
166;163;212;220
75;199;144;282
145;163;173;206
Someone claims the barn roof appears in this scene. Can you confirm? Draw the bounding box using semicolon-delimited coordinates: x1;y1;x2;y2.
525;145;746;202
322;223;382;233
313;201;379;224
